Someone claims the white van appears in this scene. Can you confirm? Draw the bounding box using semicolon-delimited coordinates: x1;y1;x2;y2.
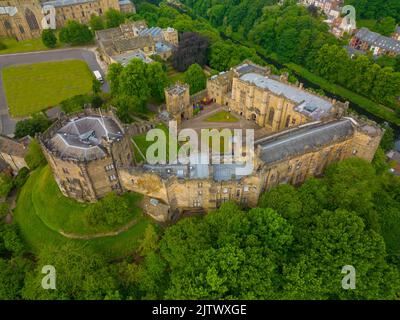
93;70;104;83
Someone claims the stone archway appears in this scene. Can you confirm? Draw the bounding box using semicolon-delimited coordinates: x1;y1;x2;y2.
25;8;39;31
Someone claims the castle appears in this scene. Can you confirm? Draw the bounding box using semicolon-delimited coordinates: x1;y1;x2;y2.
39;61;383;222
0;0;135;41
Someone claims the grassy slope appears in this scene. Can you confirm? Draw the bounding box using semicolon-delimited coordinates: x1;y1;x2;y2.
13;166;153;259
30;166;142;235
2;60;93;117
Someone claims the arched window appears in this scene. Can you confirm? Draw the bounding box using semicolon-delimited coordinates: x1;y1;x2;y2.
285;115;291;128
19;25;25;34
4;20;11;30
25;9;39;31
268;108;275;125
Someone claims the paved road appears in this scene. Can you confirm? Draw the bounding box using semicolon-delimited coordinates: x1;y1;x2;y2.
0;48;109;136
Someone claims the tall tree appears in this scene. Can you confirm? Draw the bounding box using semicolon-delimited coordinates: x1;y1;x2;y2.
184;63;207;94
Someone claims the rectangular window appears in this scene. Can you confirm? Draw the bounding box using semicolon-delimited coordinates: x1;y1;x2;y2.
109;174;117;182
105;164;114;171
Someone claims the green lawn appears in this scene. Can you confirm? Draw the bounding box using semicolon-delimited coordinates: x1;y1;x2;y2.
13;166;154;260
0;37;63;55
132;123;172;163
2;60;93;117
205;111;239;123
30;166;142;235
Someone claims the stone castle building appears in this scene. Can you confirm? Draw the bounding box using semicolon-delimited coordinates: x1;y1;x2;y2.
0;0;135;41
207;61;348;133
165;82;192;125
40;61;383;222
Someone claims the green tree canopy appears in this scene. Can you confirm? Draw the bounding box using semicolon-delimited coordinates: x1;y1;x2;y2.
184;63;207;94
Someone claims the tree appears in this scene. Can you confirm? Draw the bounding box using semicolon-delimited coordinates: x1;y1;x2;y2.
137;224;159;256
258;184;302;221
13;167;30;189
59;20;93;45
105;8;125;28
41;29;57;48
92;78;102;95
89;14;105;31
172;32;210;72
22;243;117;300
146;62;169;102
117;59;151;110
107;63;124;95
60;94;92;114
14;113;52;139
0;173;13;198
25;139;47;170
159;203;293;299
184;63;207;94
375;17;397;36
283;209;400;299
86;193;132;228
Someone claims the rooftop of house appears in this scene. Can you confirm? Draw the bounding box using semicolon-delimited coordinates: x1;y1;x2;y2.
239;72;334;120
355;27;400;54
143;161;248;181
46;116;124;161
166;83;188;95
156;41;173;53
0;135;30;158
256;118;354;165
113;35;155;53
234;63;269;76
112;49;153;66
138;27;163;38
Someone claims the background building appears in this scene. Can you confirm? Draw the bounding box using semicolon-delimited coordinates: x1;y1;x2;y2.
0;0;133;41
96;21;178;65
0;135;30;174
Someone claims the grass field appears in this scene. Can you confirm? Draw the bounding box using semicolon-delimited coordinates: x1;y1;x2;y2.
132;123;172;163
0;37;62;55
13;166;154;260
2;60;93;117
205;111;239;123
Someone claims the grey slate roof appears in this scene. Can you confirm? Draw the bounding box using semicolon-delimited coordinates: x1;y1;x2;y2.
42;0;96;8
355;27;400;54
113;50;153;66
240;73;333;120
139;27;163;38
114;35;154;53
48;116;123;161
257;119;354;165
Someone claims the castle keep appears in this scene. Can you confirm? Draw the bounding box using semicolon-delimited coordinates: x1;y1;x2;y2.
40;61;383;222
